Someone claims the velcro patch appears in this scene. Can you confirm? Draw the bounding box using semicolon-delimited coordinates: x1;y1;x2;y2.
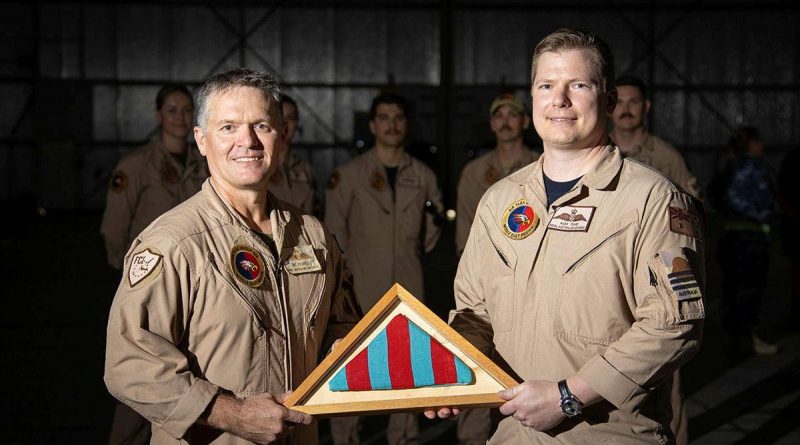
128;248;164;287
669;206;703;241
285;245;322;274
327;171;340;190
659;250;702;301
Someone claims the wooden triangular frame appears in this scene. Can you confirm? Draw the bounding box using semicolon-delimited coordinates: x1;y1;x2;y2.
284;283;518;416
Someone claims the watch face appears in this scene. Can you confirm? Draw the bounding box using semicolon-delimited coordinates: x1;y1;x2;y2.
562;398;581;416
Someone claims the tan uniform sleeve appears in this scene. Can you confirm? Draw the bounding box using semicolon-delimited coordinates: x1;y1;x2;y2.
324;168;352;254
100;162;140;269
449;199;496;355
664;153;701;199
577;191;705;409
423;167;443;254
321;231;363;354
104;235;218;439
455;164;483;255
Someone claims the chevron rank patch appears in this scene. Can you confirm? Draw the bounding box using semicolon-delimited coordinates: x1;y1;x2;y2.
329;313;474;391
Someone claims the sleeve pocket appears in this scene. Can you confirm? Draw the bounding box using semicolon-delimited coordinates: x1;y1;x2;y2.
648;248;705;325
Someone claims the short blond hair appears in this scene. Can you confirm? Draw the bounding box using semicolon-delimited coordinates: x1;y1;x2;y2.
530;28;615;92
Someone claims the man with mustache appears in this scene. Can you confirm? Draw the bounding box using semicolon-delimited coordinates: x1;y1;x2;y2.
610;75;700;198
455;93;540;257
429;28;705;444
104;69;362;445
325;92;444;445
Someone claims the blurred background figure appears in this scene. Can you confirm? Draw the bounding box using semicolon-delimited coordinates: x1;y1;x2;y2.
325;92;443;445
270;94;319;215
100;83;208;271
712;126;779;357
100;83;207;445
455;93;539;257
610;75;700;198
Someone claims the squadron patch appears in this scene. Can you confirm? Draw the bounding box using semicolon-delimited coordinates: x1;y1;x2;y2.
485;166;499;185
659;250;702;301
285;244;322;274
231;245;266;288
160;158;179;184
370;170;387;191
548;206;596;232
501;199;538;240
110;171;128;193
327;171;340;190
128;248;163;288
669;206;703;241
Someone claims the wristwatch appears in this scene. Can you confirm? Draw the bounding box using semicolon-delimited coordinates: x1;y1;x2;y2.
558;380;583;417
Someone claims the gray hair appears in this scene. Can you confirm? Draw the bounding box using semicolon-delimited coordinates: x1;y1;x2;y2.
531;28;615;93
195;68;283;129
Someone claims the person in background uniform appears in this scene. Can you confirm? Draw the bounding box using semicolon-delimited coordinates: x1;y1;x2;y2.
428;28;705;445
610;75;700;198
455;93;540;256
454;92;539;445
715;126;779;356
269;94;318;215
101;84;208;271
102;83;208;445
104;68;362;445
609;74;695;444
325;92;443;445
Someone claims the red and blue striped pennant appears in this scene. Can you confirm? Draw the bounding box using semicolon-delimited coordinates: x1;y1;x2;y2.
329;314;474;391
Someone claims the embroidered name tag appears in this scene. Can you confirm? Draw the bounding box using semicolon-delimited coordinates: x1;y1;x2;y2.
398;175;420;188
547;206;596;232
128;248;163;287
285;245;322;274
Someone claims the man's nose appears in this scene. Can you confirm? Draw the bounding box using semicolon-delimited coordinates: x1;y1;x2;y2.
237;126;258;148
552;86;570;108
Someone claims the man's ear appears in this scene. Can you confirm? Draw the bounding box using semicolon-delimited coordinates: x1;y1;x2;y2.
606;88;618;114
368;119;377;136
194;127;207;157
645;99;652;114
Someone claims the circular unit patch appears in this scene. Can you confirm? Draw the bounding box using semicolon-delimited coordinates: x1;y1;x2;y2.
230;246;266;288
501;199;538;240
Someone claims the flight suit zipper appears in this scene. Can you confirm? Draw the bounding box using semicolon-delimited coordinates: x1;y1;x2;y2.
265;253;293;393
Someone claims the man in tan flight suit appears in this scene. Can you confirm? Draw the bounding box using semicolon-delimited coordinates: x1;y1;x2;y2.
455;92;539;444
101;84;209;270
270;94;318;215
104;68;362;445
610;75;698;444
456;93;540;255
428;29;705;445
325;93;443;445
610;74;700;198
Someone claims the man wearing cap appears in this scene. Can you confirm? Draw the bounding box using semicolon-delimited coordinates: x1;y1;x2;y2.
325;92;444;445
429;28;705;444
455;93;540;256
610;75;700;198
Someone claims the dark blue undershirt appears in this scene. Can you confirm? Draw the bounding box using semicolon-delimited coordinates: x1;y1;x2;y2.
543;173;582;208
385;166;398;193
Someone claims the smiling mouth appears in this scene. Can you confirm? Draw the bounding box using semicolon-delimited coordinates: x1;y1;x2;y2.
548;117;577;123
234;156;263;162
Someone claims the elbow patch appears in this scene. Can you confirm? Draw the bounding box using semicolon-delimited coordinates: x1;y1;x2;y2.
649;248;705;324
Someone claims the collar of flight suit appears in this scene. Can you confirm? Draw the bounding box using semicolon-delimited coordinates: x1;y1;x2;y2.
152;135;203;175
511;144;623;211
202;179;302;259
488;146;538;176
628;131;656;156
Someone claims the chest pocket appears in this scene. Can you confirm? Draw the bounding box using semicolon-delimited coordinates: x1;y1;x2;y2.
553;210;639;345
479;210;518;332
